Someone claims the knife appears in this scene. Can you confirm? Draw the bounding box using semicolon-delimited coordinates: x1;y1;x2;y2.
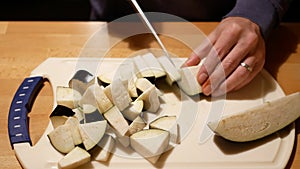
129;0;169;56
129;0;181;82
129;0;174;64
207;92;300;142
8;76;44;147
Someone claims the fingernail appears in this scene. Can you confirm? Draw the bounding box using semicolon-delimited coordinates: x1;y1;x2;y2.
202;84;211;96
185;57;194;66
198;73;208;84
181;62;188;68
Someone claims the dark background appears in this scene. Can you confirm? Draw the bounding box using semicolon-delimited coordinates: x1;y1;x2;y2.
0;0;91;21
0;0;299;22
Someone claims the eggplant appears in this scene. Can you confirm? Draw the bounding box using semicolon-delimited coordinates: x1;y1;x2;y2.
103;106;129;136
110;78;132;111
50;105;75;117
58;146;91;169
47;124;75;154
126;115;147;136
141;53;166;78
122;100;143;121
56;86;82;109
50;105;75;129
136;85;160;113
79;84;113;114
65;117;83;145
133;55;156;83
130;129;170;164
90;134;115;162
81;104;105;123
79;120;107;151
177;65;202;96
68;70;95;95
157;55;181;85
150;115;178;145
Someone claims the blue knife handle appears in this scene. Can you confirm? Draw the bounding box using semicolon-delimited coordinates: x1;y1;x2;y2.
8;76;44;148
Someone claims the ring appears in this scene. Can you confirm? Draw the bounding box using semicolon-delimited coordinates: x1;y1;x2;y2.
240;62;253;72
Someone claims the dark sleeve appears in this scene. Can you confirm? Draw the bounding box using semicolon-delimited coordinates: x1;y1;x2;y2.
225;0;292;39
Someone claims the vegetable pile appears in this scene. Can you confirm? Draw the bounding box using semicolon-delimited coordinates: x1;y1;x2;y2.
47;52;202;169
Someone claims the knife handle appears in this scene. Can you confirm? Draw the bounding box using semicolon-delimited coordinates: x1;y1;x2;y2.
8;76;44;148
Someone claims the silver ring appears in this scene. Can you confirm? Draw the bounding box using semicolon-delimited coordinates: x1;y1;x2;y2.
240;62;253;72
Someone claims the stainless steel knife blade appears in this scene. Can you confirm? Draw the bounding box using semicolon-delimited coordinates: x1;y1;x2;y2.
129;0;175;65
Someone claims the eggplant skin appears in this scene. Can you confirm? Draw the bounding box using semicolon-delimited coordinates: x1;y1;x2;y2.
50;105;75;117
68;70;95;94
70;70;94;84
84;109;105;123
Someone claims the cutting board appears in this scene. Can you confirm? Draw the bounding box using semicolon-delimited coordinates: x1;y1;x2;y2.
8;57;295;169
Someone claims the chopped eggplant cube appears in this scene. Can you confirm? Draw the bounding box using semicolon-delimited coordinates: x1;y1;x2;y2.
68;70;95;94
70;70;94;83
84;109;105;123
50;105;75;117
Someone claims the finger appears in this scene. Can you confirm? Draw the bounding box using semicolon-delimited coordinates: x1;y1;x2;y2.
197;63;209;84
200;62;223;96
210;27;240;60
197;32;239;84
182;52;201;67
182;38;213;67
232;56;265;91
211;39;253;80
195;49;219;85
213;56;256;96
199;46;231;94
202;27;241;69
200;43;252;95
232;41;265;91
201;33;260;94
199;48;220;74
193;37;214;59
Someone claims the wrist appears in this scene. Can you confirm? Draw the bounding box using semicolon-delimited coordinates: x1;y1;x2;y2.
224;0;278;40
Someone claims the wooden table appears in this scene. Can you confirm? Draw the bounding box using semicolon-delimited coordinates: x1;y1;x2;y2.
0;22;299;169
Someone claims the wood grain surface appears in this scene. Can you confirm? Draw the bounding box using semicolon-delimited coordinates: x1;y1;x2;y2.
0;21;299;169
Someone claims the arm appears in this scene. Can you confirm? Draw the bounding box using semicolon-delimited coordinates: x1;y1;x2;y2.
225;0;292;39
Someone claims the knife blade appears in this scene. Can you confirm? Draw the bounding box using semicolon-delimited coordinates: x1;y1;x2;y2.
207;92;300;142
129;0;175;66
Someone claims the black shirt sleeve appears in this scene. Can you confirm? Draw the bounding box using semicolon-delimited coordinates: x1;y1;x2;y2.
225;0;292;39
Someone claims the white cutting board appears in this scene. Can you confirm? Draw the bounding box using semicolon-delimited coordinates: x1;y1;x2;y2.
12;57;295;169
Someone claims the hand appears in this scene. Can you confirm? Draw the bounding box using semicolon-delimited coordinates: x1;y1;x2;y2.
183;17;266;96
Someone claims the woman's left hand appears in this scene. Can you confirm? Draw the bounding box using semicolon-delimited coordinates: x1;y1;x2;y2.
183;17;266;96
